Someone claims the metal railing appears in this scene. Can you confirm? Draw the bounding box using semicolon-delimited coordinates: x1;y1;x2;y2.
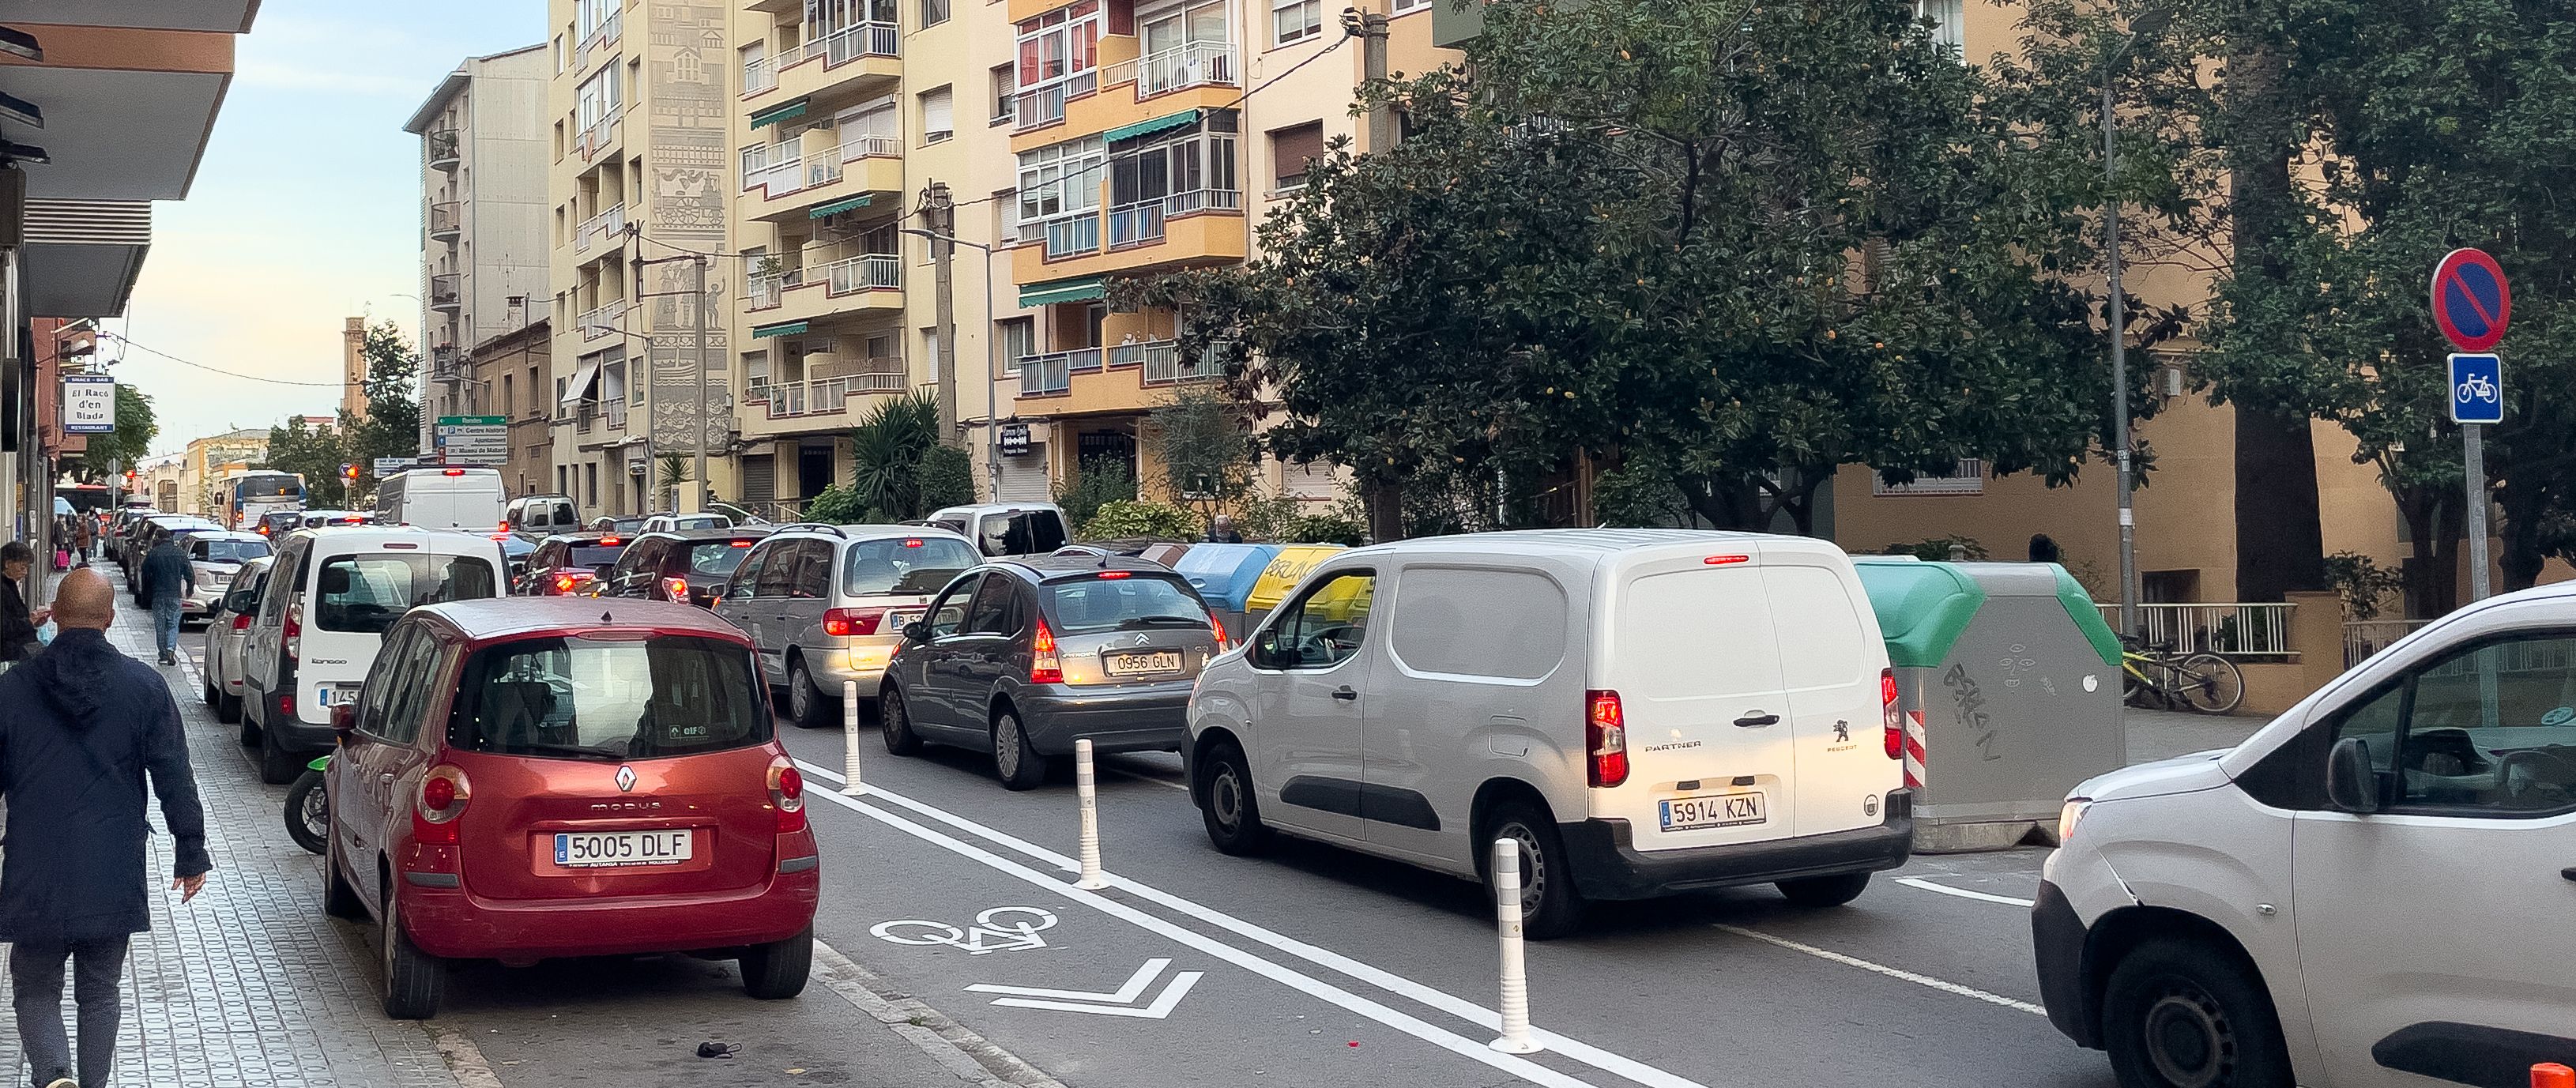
1108;198;1166;248
430;345;461;380
847;356;909;392
427;128;461;167
1015;71;1098;129
1043;213;1101;258
745;273;785;311
574;203;625;254
578;299;627;341
576;6;622;67
1142;339;1226;384
2344;619;2431;668
1018;350;1080;395
578;107;621;161
744;55;779;95
1139;42;1239;96
428;201;461;238
2098;602;2299;657
429;273;461;308
1165;187;1241;216
840;132;900;160
823;253;900;295
781;21;899;70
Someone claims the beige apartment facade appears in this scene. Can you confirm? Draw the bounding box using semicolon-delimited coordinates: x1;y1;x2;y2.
408;46;553;456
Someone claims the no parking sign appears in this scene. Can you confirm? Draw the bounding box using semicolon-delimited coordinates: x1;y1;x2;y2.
2431;247;2510;352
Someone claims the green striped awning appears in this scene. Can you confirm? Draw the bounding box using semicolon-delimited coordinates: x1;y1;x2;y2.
808;194;873;219
1104;109;1201;144
749;99;809;130
1019;277;1107;307
751;320;810;339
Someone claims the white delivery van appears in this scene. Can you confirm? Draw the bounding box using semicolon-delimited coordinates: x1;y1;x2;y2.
1184;529;1911;937
239;527;505;783
2035;581;2576;1088
376;468;507;533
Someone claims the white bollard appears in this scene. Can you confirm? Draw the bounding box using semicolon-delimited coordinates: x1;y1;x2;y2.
1074;738;1109;890
1488;838;1543;1054
840;680;864;796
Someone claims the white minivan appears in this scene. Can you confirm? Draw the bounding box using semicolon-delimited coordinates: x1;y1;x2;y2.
1184;529;1911;937
2036;582;2576;1088
239;527;506;783
376;467;507;533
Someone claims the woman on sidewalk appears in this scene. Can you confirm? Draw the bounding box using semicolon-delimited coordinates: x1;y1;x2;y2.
0;541;51;664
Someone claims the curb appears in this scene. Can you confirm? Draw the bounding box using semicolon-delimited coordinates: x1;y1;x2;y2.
812;939;1068;1088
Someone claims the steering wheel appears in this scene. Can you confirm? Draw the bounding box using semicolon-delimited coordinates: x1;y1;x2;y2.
2495;748;2576;809
1297;624;1365;665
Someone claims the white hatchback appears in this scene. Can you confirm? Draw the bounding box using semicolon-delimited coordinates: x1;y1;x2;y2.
2036;581;2576;1088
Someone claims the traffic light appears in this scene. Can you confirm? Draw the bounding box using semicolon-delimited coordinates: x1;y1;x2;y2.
124;469;136;484
341;463;358;481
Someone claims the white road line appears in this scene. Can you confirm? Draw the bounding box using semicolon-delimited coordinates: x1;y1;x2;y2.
1710;924;2046;1016
802;783;1612;1088
1894;876;2038;909
797;761;1716;1088
1104;766;1188;792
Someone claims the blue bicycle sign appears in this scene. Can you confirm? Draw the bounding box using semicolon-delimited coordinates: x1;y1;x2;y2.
2450;353;2504;424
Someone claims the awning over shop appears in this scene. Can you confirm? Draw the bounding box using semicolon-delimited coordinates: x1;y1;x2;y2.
809;194;873;219
750;99;809;130
1105;109;1201;144
557;355;604;408
1019;277;1107;307
752;320;811;339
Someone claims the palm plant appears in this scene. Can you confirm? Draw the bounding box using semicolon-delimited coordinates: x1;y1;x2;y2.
656;452;692;511
848;392;942;520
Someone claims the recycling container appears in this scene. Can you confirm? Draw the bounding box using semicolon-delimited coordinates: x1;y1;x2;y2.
1243;544;1348;627
1853;558;2126;853
1139;542;1193;568
1174;543;1281;638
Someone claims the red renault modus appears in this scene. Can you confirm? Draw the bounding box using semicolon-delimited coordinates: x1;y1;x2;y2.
322;597;819;1018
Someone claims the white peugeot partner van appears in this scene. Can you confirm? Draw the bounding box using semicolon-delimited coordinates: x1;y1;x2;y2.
239;527;506;782
2036;582;2576;1088
1184;529;1911;937
375;467;507;534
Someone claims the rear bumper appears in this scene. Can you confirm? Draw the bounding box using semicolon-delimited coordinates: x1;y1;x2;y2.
807;640;901;693
1014;681;1192;755
399;866;822;961
1559;791;1914;901
2032;880;2100;1048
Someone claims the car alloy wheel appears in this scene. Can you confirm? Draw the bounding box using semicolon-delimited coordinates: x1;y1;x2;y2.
993;710;1045;790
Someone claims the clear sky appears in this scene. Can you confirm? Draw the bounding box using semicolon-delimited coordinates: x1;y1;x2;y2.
109;0;545;456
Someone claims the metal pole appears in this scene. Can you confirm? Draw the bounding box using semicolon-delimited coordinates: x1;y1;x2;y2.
2465;423;2491;602
985;262;1000;503
2104;75;2139;637
691;255;710;515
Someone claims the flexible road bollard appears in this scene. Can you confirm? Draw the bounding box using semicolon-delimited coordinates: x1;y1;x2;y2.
2535;1063;2574;1088
1074;738;1109;890
1488;838;1542;1054
841;680;864;796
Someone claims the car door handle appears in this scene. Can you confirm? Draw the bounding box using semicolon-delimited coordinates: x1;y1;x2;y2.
2563;867;2576;883
1733;713;1779;728
1331;686;1358;702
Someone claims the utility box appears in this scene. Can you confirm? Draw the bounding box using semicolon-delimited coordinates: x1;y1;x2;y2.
1853;558;2126;853
1175;543;1281;639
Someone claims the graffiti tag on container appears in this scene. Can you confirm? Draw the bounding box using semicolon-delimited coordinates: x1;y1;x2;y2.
1943;663;2003;762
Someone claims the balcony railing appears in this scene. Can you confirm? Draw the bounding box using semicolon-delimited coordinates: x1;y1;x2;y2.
427;128;461;168
840;132;900;160
781;21;900;71
746;272;786;311
578;299;628;341
759;361;900;419
576;6;623;68
430;344;461;380
2343;618;2431;668
428;201;461;239
1042;214;1102;259
1109;199;1164;248
2096;602;2298;657
578;107;621;162
1164;187;1241;216
574;203;626;254
823;253;900;295
1139;42;1240;96
1142;339;1226;384
1015;71;1098;130
428;273;461;309
744;55;779;95
1017;348;1098;396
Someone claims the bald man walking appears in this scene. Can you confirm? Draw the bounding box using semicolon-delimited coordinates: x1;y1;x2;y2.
0;569;209;1088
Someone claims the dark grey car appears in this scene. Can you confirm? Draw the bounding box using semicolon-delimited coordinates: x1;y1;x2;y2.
880;556;1225;790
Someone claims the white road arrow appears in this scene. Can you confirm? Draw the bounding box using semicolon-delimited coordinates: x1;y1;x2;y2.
966;958;1204;1018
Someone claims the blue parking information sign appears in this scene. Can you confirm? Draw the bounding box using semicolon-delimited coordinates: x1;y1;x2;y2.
2450;353;2503;424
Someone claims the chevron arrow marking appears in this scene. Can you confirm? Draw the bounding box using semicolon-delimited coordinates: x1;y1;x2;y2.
966;958;1204;1018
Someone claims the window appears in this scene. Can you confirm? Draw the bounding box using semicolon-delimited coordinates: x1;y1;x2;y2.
358;626;423;740
962;577;1020;635
997;317;1035;375
1389;568;1564;680
449;635;770;761
1017;137;1107;256
995;190;1022;243
1391;0;1428;12
922;329;942;380
992;64;1018;125
752;540;799;597
920;86;955;143
788;540;834;598
586;462;599;506
925;0;951;26
2356;636;2576;811
845;537;980;596
502;373;516;416
1261;571;1375;669
1012;2;1104;126
926;573;985;637
1271;0;1320;44
684;539;761;581
577;62;623;132
1047;575;1207;636
1108;115;1237;245
1269;122;1323;190
1872;458;1986;496
555;35;567;73
314;555;499;634
1917;0;1964;51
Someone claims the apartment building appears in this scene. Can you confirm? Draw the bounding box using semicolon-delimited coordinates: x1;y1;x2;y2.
549;0;739;521
406;46;552;456
179;428;269;516
466;318;556;499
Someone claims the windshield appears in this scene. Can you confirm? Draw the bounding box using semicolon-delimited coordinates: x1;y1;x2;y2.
239;476;300;499
313;554;499;634
195;539;271;563
570;544;627;570
845;536;980;596
1045;575;1211;635
446;634;770;761
686;539;761;578
609;517;646;533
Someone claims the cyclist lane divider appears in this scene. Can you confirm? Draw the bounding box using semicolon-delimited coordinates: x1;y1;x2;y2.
1074;738;1109;890
793;759;1722;1088
842;680;865;795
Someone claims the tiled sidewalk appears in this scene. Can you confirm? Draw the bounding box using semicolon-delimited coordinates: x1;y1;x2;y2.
0;585;464;1087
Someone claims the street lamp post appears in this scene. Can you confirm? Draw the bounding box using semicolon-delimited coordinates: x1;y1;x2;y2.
903;228;1000;503
2104;8;2169;640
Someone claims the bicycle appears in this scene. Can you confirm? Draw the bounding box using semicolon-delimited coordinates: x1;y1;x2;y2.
2120;638;2246;714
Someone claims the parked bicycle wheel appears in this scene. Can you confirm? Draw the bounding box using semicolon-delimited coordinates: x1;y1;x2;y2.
2175;653;2246;714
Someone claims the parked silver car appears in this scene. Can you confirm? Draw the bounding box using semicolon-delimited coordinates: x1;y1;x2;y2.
714;523;982;728
198;555;273;725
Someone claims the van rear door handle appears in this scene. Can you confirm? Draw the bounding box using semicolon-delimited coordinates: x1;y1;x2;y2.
2562;867;2576;883
1733;713;1779;728
1331;686;1358;702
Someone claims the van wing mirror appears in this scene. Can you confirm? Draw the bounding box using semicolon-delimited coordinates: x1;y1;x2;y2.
2326;736;2382;814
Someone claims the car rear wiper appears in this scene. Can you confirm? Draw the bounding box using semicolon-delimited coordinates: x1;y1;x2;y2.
1118;615;1210;629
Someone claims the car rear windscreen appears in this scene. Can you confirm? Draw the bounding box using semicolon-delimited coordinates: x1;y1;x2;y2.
685;540;763;578
571;544;626;570
979;511;1068;555
446;634;770;761
1046;575;1210;635
314;554;499;634
845;536;980;596
198;539;273;564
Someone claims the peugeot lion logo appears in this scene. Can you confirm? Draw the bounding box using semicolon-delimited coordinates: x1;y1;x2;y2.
615;766;638;792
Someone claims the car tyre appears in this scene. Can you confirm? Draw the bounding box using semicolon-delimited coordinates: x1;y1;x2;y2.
992;709;1046;791
257;720;300;785
217;690;243;724
880;686;924;755
2101;938;2293;1088
1479;800;1586;940
787;657;838;730
740;927;814;1000
202;674;219;706
322;835;365;920
1776;872;1873;908
284;769;328;855
1196;740;1272;856
378;880;446;1020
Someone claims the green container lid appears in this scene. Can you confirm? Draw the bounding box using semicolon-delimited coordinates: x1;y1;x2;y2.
2051;565;2125;667
1851;558;1986;668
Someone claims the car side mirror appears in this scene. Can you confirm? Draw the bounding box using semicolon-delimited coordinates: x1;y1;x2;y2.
1249;630;1279;669
331;703;357;739
902;621;928;643
2326;736;2382;814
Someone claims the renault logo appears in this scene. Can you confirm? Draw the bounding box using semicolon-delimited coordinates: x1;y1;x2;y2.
615;766;638;792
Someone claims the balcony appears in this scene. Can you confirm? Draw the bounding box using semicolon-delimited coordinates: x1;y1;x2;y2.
1140;339;1226;384
1014;72;1099;131
742;131;903;220
575;7;623;70
430;344;461;380
775;22;902;104
1102;42;1241;100
428;201;461;241
578;299;629;341
574;203;626;254
752;253;902;327
1016;189;1245;280
1017;348;1097;397
427;128;461;170
746;0;801;14
576;107;623;164
429;273;461;311
751;360;909;421
744;55;779;96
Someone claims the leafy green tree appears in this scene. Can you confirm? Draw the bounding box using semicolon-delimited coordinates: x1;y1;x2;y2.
75;385;158;482
1082;500;1200;540
917;445;976;511
656;453;693;511
1139;387;1257;521
1054;464;1139;529
337;320;423;501
259;416;352;500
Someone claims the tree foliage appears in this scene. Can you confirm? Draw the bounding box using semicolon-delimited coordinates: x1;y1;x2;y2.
1139;387;1256;519
76;385;159;482
344;320;421;498
1082;499;1200;540
260;416;350;502
848;393;945;521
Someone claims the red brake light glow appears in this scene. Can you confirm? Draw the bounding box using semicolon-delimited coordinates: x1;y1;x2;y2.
902;538;924;548
1586;690;1629;788
231;612;253;631
1704;555;1751;566
822;608;885;637
1211;614;1228;649
729;540;755;548
1030;617;1064;684
599;536;621;545
662;577;690;602
442;469;465;476
1097;570;1132;579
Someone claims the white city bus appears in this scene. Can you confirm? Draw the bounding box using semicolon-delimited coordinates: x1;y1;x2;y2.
216;470;305;531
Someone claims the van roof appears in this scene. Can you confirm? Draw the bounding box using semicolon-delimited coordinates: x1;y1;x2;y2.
1339;528;1836;562
414;597;751;644
288;525;503;551
929;503;1064;517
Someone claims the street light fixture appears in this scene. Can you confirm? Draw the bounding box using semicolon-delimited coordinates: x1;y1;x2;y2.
2103;6;2168;640
902;228;1003;503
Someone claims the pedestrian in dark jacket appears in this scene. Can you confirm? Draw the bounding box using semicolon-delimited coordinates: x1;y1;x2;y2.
138;531;193;666
0;541;50;663
0;569;210;1088
1203;514;1245;544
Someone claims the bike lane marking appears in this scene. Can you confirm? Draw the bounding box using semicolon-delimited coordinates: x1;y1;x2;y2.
1892;876;2037;909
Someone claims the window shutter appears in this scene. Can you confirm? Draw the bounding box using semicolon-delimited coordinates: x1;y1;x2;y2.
922;87;955;138
1271;122;1324;186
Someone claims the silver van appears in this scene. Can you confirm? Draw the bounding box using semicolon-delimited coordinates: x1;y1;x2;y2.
925;503;1071;557
714;523;982;728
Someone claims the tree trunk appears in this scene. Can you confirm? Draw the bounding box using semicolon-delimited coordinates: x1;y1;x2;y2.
2397;488;2457;618
2498;477;2548;593
2224;35;2327;604
1677;472;1764;531
1364;478;1404;543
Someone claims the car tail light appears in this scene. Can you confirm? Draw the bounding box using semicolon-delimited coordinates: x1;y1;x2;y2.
823;607;885;637
413;765;471;845
599;536;621;545
770;758;808;833
442;469;465;476
553;574;580;595
1097;570;1132;580
661;576;689;602
1587;690;1629;788
730;540;755;548
1210;614;1228;649
1881;667;1904;759
275;691;295;720
1030;617;1063;684
231;612;253;632
283;609;301;661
